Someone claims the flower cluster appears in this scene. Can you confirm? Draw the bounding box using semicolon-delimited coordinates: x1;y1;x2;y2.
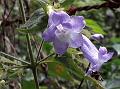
42;10;113;74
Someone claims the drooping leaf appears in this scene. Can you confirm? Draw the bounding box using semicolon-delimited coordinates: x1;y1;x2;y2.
18;9;48;33
32;0;49;13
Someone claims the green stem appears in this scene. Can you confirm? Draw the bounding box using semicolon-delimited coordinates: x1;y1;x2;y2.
0;52;30;65
26;33;39;89
32;67;40;89
37;53;55;65
19;0;39;89
19;0;26;23
10;65;28;69
26;34;34;65
37;39;44;60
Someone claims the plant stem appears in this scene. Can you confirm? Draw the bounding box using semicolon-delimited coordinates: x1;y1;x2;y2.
77;63;90;89
37;39;44;60
37;53;55;65
19;0;26;23
78;78;84;89
19;0;39;89
26;33;34;65
32;67;40;89
26;32;40;89
0;52;30;65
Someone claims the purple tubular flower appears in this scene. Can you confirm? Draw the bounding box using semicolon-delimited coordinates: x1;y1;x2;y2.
91;34;104;40
43;11;85;54
80;35;114;74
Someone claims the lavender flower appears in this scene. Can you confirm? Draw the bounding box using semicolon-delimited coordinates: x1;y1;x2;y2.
80;35;113;74
43;11;85;54
91;34;104;40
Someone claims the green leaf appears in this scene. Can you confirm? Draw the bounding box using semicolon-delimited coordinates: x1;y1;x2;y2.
81;29;91;38
60;0;75;8
85;76;104;89
56;53;84;80
112;59;120;65
43;42;53;54
67;48;89;67
0;52;30;65
31;0;48;13
48;59;73;80
18;9;48;33
0;56;21;66
0;69;4;79
73;0;104;7
0;80;6;89
40;86;48;89
22;80;36;89
110;37;120;43
85;19;106;34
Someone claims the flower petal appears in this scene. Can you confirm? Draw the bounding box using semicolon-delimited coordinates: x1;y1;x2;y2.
99;46;107;55
42;25;56;42
62;22;72;30
99;52;114;62
80;35;98;65
49;11;70;26
98;47;114;62
82;35;98;54
70;16;85;33
87;64;101;74
53;37;68;54
69;33;83;48
55;24;71;42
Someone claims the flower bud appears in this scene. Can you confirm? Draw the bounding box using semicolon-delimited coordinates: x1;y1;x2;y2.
91;34;104;40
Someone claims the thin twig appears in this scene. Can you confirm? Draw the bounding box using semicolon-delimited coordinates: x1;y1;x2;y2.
37;39;44;59
67;0;120;15
0;52;30;65
19;0;26;23
32;67;40;89
77;63;90;89
37;53;55;65
6;0;16;20
26;34;35;65
9;65;29;69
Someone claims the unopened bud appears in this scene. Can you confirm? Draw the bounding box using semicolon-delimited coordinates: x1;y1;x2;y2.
91;34;104;40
